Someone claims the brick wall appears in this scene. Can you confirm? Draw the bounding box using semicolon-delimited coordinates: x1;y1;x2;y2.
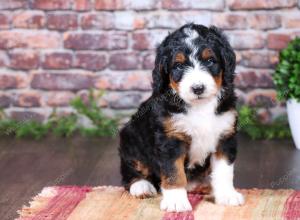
0;0;300;123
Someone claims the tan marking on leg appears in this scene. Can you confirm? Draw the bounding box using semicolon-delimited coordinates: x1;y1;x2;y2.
161;154;187;189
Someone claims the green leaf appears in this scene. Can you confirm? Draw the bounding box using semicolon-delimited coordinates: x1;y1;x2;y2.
273;37;300;101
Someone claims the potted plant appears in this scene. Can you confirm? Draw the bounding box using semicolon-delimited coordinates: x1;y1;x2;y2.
273;37;300;149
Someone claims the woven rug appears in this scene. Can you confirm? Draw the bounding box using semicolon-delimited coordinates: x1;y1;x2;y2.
17;186;300;220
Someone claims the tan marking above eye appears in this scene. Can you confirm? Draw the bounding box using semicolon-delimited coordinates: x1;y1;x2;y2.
174;52;186;63
201;48;214;60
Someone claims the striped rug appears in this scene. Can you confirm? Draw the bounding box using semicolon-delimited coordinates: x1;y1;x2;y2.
17;186;300;220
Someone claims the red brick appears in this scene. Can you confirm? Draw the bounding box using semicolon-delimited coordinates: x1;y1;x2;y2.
240;51;278;68
0;51;8;67
227;32;265;49
109;52;140;70
13;91;41;107
10;110;45;122
143;52;155;69
13;11;45;29
162;0;224;10
74;0;92;11
0;93;11;108
249;14;281;30
132;15;146;29
228;0;297;10
292;31;300;38
0;13;10;29
101;91;144;109
46;91;75;107
47;13;78;30
235;89;246;105
213;14;247;30
123;0;159;10
81;11;144;31
146;12;181;29
0;0;27;9
42;52;72;69
64;32;128;50
94;0;125;10
9;51;39;70
114;11;146;30
132;30;169;50
31;72;94;91
74;52;107;71
179;12;212;27
269;51;280;66
283;14;300;28
0;72;28;89
80;13;114;30
95;0;158;10
32;0;72;10
246;89;277;107
94;71;152;91
0;31;61;49
235;70;274;89
235;51;242;64
267;33;291;50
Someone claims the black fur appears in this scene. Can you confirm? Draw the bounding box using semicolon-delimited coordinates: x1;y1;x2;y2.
119;23;237;192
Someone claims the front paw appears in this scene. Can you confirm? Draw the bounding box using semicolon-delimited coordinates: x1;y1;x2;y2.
160;188;192;212
130;179;157;198
214;189;244;206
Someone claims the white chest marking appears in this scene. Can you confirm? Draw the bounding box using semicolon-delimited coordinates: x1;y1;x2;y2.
170;98;236;167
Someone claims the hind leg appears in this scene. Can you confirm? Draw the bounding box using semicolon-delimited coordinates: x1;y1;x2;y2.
120;158;157;198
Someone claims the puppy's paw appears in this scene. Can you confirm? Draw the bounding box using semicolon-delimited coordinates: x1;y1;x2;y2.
160;188;192;212
129;179;157;198
214;189;244;206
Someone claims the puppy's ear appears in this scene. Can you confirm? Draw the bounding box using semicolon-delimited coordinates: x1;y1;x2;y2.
152;46;169;95
209;26;236;84
221;43;236;78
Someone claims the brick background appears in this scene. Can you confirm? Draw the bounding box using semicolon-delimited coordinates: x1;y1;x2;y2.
0;0;300;123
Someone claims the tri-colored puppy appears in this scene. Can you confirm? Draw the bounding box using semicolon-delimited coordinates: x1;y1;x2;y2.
119;23;244;212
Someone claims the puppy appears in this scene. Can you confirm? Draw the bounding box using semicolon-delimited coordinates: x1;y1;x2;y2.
119;23;244;212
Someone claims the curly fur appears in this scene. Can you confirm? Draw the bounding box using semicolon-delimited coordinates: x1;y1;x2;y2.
119;23;243;211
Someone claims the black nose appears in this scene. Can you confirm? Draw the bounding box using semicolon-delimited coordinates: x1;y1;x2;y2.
192;85;205;95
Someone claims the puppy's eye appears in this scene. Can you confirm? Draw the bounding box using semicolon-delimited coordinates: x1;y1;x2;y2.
173;63;184;70
205;58;216;66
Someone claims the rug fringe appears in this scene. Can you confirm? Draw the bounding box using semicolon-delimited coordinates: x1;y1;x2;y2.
93;185;124;191
16;187;58;219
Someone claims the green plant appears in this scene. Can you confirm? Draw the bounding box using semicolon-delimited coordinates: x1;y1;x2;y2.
273;37;300;102
238;105;291;139
70;90;118;137
15;121;49;140
48;113;78;137
0;90;118;139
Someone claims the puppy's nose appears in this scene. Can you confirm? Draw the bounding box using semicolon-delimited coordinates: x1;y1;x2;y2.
192;85;205;95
